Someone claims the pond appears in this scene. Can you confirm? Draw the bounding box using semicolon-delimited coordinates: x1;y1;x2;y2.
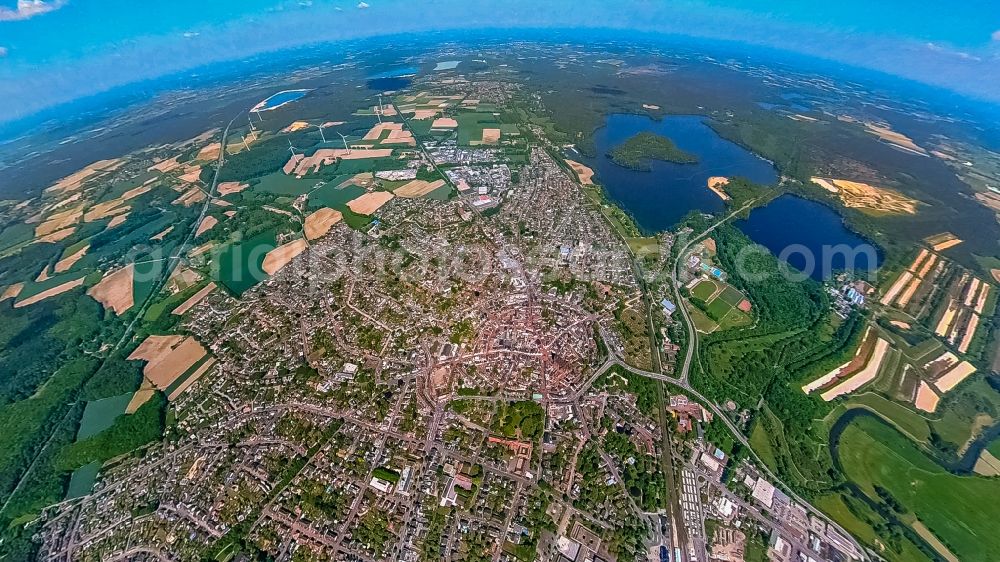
735;194;882;281
575;113;778;232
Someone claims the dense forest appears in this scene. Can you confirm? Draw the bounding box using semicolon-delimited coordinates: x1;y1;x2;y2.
607;132;698;171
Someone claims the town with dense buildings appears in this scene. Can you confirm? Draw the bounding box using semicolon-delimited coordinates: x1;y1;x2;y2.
1;41;997;562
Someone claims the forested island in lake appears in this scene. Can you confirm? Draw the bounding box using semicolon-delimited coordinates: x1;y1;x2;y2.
607;131;698;171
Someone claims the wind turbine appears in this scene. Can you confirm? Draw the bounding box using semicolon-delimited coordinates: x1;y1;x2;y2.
316;123;327;143
338;132;351;154
288;139;298;157
240;134;250;152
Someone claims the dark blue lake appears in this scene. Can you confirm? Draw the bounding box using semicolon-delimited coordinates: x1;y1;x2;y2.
576;114;778;232
366;66;418;90
736;194;882;280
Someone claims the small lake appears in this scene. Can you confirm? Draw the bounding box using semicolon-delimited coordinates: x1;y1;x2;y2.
576;114;778;231
736;195;882;281
366;66;418;90
255;89;309;111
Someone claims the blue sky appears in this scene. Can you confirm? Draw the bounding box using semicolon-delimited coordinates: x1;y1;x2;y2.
1;0;998;122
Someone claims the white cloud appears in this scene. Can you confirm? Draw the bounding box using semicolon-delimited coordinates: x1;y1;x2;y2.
0;0;67;22
992;29;1000;42
0;47;7;57
182;31;200;39
357;2;369;9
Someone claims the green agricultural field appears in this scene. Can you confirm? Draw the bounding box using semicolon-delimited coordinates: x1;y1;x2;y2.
252;172;321;196
456;112;501;145
928;377;1000;452
76;393;132;440
65;461;101;500
308;184;366;210
837;392;931;443
216;229;277;295
837;415;1000;562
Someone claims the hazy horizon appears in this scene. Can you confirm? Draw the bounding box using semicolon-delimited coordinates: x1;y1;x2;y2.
1;0;999;124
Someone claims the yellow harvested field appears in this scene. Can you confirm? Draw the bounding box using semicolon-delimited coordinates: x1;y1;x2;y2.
911;521;959;562
431;118;458;128
907;248;929;272
1;283;24;302
14;277;85;308
933;238;962;251
914;382;940;413
925;232;962;251
338;173;376;189
37;227;77;243
125;381;156;414
281;121;311;133
196;143;221;161
151;226;174;241
363;122;405;141
810;177;840;193
889;320;911;329
166;267;202;292
45;158;123;194
173;282;216;316
706;176;731;201
895;275;923;307
393;179;446;198
480;128;501;144
223;210;237;218
262;238;308;275
83;201;129;222
565;160;595;185
880;271;913;304
35;268;50;283
87;264;135;315
915;253;937;278
974;450;1000;477
820;338;890;401
347;191;394;215
411;109;438;120
217;182;248;196
195;216;218;237
285;148;394;176
149;156;181;173
35;206;84;237
864;122;928;156
958;313;980;354
992;269;1000;284
934;299;958;336
178;165;202;184
189;242;215;258
128;335;208;391
963;278;981;306
803;328;872;394
106;213;130;229
168;358;216;400
934;361;976;393
304;208;343;240
974;284;991;315
173;186;206;207
813;178;919;215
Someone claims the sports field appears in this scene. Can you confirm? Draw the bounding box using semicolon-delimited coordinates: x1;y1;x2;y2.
687;278;751;332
